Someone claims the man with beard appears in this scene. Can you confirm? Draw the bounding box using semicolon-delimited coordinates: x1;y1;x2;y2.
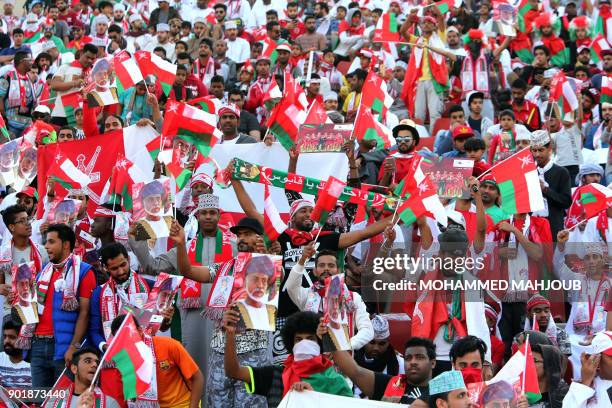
0;320;30;388
296;15;327;52
272;43;302;78
479;175;508;225
0;51;36;137
445;26;466;57
218;104;257;143
225;20;251;64
353;315;404;397
534;13;569;68
342;69;366;122
236;256;277;331
529;129;571;238
379;119;421;188
176;216;272;408
286;242;373;351
214;39;237;85
245;56;273;119
15;187;37;219
427;29;510;122
511;78;541;132
332;336;435;404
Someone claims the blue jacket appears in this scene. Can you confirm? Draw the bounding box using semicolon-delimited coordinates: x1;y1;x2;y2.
88;277;154;350
37;261;93;360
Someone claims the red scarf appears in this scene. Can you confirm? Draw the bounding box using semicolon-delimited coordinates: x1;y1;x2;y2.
100;273;149;337
180;229;233;308
284;228;332;246
14;70;28;108
70;59;90;80
338;20;364;36
282;354;332;396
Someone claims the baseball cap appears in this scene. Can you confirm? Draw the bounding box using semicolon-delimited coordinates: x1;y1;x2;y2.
276;43;292;53
452;125;474;139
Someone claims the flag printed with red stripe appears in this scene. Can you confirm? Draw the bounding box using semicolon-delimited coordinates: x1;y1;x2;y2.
490;148;545;215
397;175;447;227
303;99;332;125
373;12;400;43
549;71;579;117
263;75;282;111
394;154;428;198
361;71;393;116
591;34;610;64
189;96;219;114
263;184;287;245
0;116;9;140
102;313;154;400
267;75;308;150
114;50;144;92
162;101;222;158
48;150;92;191
353;104;393;149
602;76;612;104
60;91;83;127
432;0;460;14
489;339;541;404
311;176;346;226
135;50;177;96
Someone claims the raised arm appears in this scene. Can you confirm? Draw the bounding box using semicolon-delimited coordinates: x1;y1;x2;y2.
231;178;264;226
223;307;251;382
338;215;392;249
170;220;213;283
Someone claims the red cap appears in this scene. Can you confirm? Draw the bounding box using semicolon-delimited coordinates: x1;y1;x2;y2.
421;16;437;24
16;186;37;200
452;125;474;139
468;29;485;41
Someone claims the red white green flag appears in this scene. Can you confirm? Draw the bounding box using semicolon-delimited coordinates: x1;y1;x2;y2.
48;150;92;191
267;78;308;150
549;71;578;118
135;50;177;96
162;101;222;158
102;313;154;400
353;104;392;149
263;75;282;111
397;175;447;227
591;35;610;64
431;0;460;14
311;176;346;226
577;183;612;219
373;12;400;43
361;71;393;116
0;116;9;140
263;184;287;245
260;37;279;65
113;50;144;92
490;148;545;215
189;96;219;114
105;154;149;211
517;0;533;32
602;76;612;104
60;91;83;127
489;338;541;404
303;99;332;125
394;154;429;198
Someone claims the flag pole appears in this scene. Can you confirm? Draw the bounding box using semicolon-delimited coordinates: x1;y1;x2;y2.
89;312;133;392
380;198;403;248
306;50;314;86
0;383;29;407
521;333;530;395
566;218;588;232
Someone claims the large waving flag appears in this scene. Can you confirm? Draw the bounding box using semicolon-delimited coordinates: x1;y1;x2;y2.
267;73;308;150
102;313;154;400
394;154;430;198
189;95;219;114
311;176;346;226
397;175;446;227
263;75;282;111
114;50;144;92
373;12;400;43
352;104;393;149
162;101;222;158
303;99;332;125
566;183;612;227
549;71;578;118
490;148;545;215
591;34;610;65
361;71;393;117
135;50;177;96
48;151;92;191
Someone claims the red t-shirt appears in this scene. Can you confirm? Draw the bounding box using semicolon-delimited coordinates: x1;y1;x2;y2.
34;268;96;336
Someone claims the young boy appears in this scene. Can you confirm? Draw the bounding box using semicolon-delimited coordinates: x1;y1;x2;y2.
486;110;531;164
164;64;192;104
466;91;493;138
465;137;490;176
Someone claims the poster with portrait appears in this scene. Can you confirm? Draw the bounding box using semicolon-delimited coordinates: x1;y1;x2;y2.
13;144;37;191
0;139;19;187
45;198;82;227
122;303;164;337
143;272;182;334
85;58;119;107
11;262;39;325
233;254;282;332
297;124;351;153
421;157;474;199
321;274;351;352
492;3;516;36
132;178;174;240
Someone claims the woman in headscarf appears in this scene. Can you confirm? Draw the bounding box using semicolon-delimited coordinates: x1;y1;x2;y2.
513;331;569;407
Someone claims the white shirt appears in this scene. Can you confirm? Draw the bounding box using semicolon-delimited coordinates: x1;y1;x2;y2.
552;124;583;167
562;378;612;408
144;39;175;62
225;37;251;64
50;64;83;117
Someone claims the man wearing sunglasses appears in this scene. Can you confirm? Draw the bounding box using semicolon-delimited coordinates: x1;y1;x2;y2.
379;119;420;188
